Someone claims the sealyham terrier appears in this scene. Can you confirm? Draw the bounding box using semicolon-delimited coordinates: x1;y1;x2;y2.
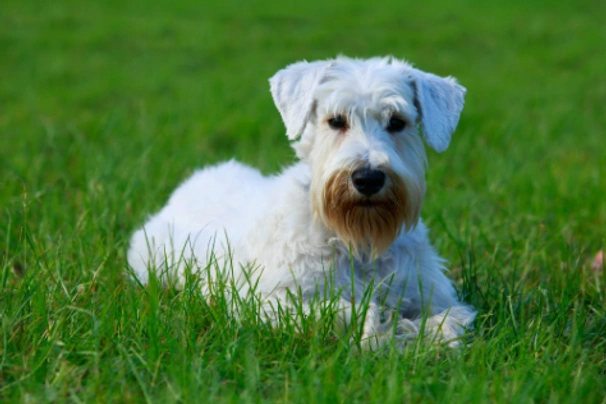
128;56;476;348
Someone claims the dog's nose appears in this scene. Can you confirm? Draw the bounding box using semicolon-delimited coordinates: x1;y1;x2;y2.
351;168;385;196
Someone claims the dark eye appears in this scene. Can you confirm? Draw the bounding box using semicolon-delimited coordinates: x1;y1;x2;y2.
328;116;348;130
386;117;406;133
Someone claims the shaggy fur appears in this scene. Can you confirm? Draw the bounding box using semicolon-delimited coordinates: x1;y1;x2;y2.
128;56;476;348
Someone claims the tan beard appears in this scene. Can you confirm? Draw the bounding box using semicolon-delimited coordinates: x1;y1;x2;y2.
318;167;424;257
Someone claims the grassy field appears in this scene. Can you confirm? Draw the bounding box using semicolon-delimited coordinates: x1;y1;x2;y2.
1;0;605;402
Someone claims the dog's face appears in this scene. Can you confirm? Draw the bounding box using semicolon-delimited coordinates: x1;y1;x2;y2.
270;57;466;255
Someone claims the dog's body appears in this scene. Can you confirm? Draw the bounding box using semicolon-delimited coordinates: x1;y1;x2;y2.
128;56;476;347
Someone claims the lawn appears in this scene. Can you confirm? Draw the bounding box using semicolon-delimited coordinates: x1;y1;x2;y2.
1;0;605;402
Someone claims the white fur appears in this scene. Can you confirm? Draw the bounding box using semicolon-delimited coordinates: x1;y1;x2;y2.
128;56;475;348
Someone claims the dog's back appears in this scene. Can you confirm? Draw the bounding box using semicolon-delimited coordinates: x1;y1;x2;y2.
127;160;274;284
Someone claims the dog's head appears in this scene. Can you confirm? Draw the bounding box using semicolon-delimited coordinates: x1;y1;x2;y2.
270;56;466;255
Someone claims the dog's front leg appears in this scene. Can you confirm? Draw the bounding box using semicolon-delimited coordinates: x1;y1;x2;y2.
394;304;476;347
330;299;395;350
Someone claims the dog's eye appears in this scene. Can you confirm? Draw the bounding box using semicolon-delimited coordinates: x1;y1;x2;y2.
386;117;406;133
328;116;348;130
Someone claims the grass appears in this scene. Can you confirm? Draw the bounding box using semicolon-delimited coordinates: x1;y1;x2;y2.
1;0;605;401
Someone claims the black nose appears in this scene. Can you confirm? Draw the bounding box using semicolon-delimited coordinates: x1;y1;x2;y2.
351;168;385;196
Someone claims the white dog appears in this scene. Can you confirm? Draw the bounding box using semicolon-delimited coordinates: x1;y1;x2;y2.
128;56;476;348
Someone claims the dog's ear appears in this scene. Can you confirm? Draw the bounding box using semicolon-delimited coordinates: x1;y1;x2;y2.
411;70;466;152
270;60;331;140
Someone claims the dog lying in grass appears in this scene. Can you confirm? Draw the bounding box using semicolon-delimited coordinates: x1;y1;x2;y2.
128;56;476;348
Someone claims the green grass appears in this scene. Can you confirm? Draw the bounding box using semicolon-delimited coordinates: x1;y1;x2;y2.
1;0;605;402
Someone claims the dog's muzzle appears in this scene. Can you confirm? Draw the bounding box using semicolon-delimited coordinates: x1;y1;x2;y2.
351;167;385;196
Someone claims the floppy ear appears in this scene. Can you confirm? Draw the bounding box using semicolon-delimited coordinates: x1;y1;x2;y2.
269;60;331;140
411;70;466;152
